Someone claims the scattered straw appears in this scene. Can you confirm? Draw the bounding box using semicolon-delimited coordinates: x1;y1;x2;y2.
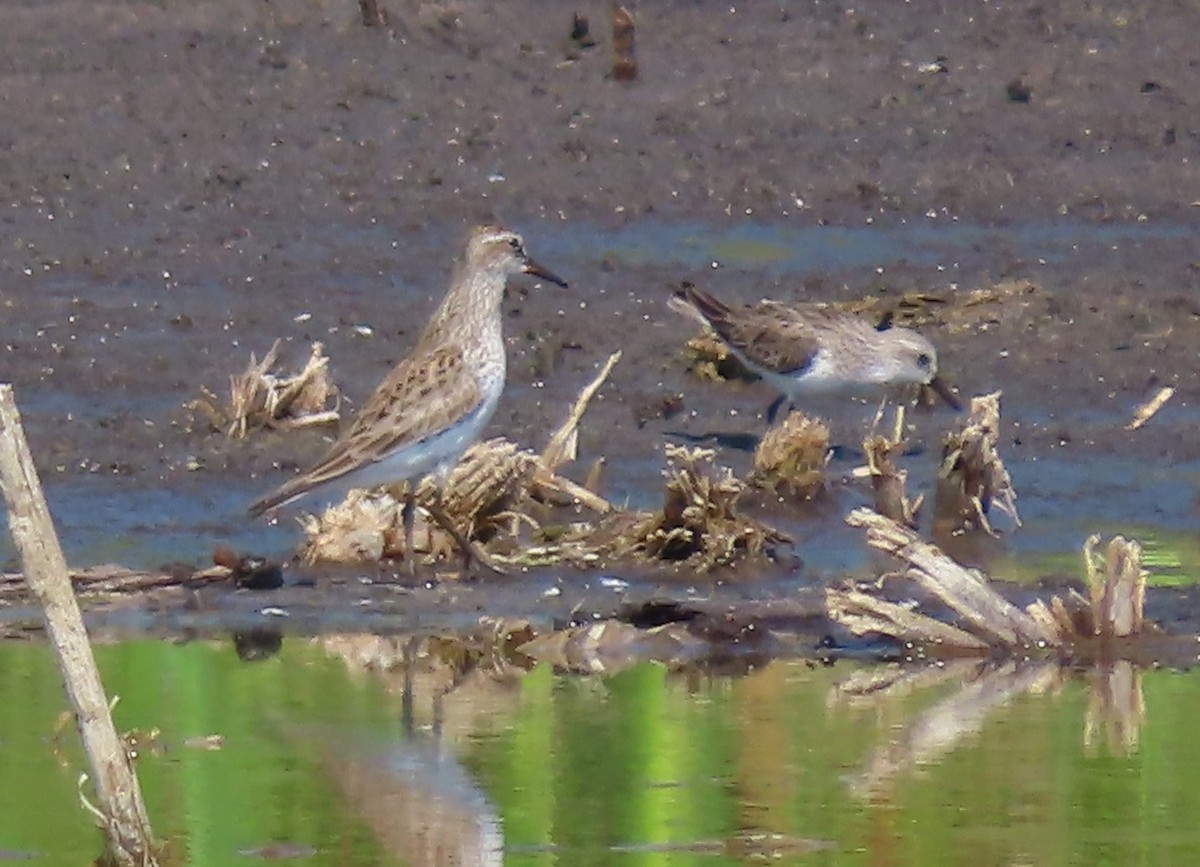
190;340;339;439
532;351;620;513
841;280;1037;333
300;438;538;566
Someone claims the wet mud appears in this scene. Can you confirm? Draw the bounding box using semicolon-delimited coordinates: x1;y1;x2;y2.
1;1;1199;634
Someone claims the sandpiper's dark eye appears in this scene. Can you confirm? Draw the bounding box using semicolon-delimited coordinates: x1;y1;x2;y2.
917;353;932;369
508;238;522;251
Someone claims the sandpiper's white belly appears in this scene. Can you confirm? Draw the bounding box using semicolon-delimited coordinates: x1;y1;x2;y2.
747;348;900;399
299;388;501;510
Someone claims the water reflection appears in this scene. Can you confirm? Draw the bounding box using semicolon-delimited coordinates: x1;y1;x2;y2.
231;628;283;661
318;631;1192;865
0;635;1194;865
835;661;1063;800
318;633;518;867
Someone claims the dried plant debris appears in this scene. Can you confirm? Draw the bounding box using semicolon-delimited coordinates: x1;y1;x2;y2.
1126;386;1174;430
611;3;638;81
750;410;829;498
1083;535;1147;637
681;331;755;382
935;391;1019;535
603;445;790;570
1027;535;1148;640
842;280;1038;333
859;406;922;528
190;340;339;439
533;351;621;514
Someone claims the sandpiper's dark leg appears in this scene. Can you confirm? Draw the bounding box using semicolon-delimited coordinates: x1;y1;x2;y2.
767;394;789;425
423;500;507;576
402;493;417;577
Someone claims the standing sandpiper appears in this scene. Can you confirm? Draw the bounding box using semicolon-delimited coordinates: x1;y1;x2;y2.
669;283;960;418
250;225;567;569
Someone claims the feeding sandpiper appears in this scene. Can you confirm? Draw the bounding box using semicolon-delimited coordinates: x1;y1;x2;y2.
669;283;960;420
250;224;568;570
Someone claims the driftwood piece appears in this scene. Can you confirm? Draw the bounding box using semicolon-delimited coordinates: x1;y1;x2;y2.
825;588;989;651
0;564;230;601
0;385;159;866
844;508;1057;648
935;391;1020;535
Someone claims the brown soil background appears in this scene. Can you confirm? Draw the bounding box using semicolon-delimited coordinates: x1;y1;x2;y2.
1;0;1199;596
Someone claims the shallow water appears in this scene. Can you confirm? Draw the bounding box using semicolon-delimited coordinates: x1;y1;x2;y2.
541;217;1197;275
2;639;1200;865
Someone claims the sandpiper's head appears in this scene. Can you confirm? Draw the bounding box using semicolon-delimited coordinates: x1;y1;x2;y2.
880;329;962;409
466;225;568;287
880;329;940;385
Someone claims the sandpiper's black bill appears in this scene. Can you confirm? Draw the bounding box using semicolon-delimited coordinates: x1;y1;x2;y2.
927;375;963;411
524;259;569;288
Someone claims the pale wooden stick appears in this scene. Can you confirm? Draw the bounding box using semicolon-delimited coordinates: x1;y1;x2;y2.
0;385;158;866
846;507;1058;648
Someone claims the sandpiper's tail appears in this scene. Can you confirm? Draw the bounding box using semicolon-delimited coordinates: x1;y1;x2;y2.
668;282;733;330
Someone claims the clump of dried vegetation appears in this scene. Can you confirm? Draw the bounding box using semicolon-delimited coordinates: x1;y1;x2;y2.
603;444;790;569
189;340;340;439
749;410;829;498
935;391;1020;535
680;332;754;382
1039;534;1147;640
860;406;922;528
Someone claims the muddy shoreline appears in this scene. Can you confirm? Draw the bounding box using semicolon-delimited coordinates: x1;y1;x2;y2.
1;1;1198;629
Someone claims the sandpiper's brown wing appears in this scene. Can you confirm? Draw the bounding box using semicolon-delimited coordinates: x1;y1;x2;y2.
675;285;824;375
249;344;482;514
